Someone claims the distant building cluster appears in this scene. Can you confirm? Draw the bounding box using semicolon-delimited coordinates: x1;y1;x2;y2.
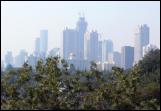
62;16;155;71
2;30;60;71
2;16;157;71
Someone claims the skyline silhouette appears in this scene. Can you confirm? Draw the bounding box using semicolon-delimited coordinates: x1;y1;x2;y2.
1;1;160;60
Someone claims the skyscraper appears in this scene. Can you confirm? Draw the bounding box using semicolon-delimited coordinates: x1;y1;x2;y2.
63;16;87;60
76;16;88;60
134;24;149;64
5;51;13;67
88;30;99;62
98;41;102;62
140;24;149;46
14;50;28;67
62;16;89;70
40;30;48;58
84;31;90;60
102;40;113;63
113;51;121;67
63;28;77;59
121;46;134;69
134;31;142;64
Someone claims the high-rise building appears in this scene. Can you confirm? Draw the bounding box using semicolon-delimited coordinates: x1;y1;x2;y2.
102;40;113;63
63;28;77;59
35;37;40;57
63;16;88;70
84;32;90;60
98;41;102;62
121;46;134;69
40;30;48;58
113;51;121;67
63;16;87;60
134;31;142;64
14;50;28;67
76;16;88;60
140;24;149;46
102;40;107;62
134;24;149;64
87;31;99;62
5;51;13;67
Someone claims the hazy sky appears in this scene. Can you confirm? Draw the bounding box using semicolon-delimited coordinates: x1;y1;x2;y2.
1;1;160;60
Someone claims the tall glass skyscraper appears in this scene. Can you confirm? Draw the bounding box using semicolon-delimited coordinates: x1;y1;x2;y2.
121;46;134;69
14;50;28;67
63;16;87;60
134;24;149;64
76;17;88;60
102;40;113;63
63;28;77;59
140;24;149;46
88;31;99;61
113;51;121;67
98;41;102;62
5;51;13;67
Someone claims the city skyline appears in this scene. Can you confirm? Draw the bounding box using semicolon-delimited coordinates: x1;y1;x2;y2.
1;1;160;60
2;16;155;71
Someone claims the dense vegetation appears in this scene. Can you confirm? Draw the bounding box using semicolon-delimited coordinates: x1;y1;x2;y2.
1;49;160;110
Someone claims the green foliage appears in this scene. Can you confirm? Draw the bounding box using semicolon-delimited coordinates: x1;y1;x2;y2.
138;49;160;74
1;50;160;110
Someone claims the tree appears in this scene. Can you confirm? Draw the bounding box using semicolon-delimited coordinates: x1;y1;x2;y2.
1;49;160;110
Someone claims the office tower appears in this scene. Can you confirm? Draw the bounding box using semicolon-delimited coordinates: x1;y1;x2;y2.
113;51;121;67
134;31;142;64
63;28;77;59
5;51;13;67
98;41;102;62
143;44;157;57
140;24;149;46
102;40;106;62
14;50;28;67
76;16;88;60
134;24;149;64
88;31;99;62
102;40;114;62
84;32;90;60
35;37;40;57
121;46;134;69
40;30;48;58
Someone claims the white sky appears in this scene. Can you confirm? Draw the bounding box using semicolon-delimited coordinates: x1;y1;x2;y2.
1;1;160;60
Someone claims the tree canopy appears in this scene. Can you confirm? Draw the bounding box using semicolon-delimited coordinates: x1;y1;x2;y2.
1;49;160;110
